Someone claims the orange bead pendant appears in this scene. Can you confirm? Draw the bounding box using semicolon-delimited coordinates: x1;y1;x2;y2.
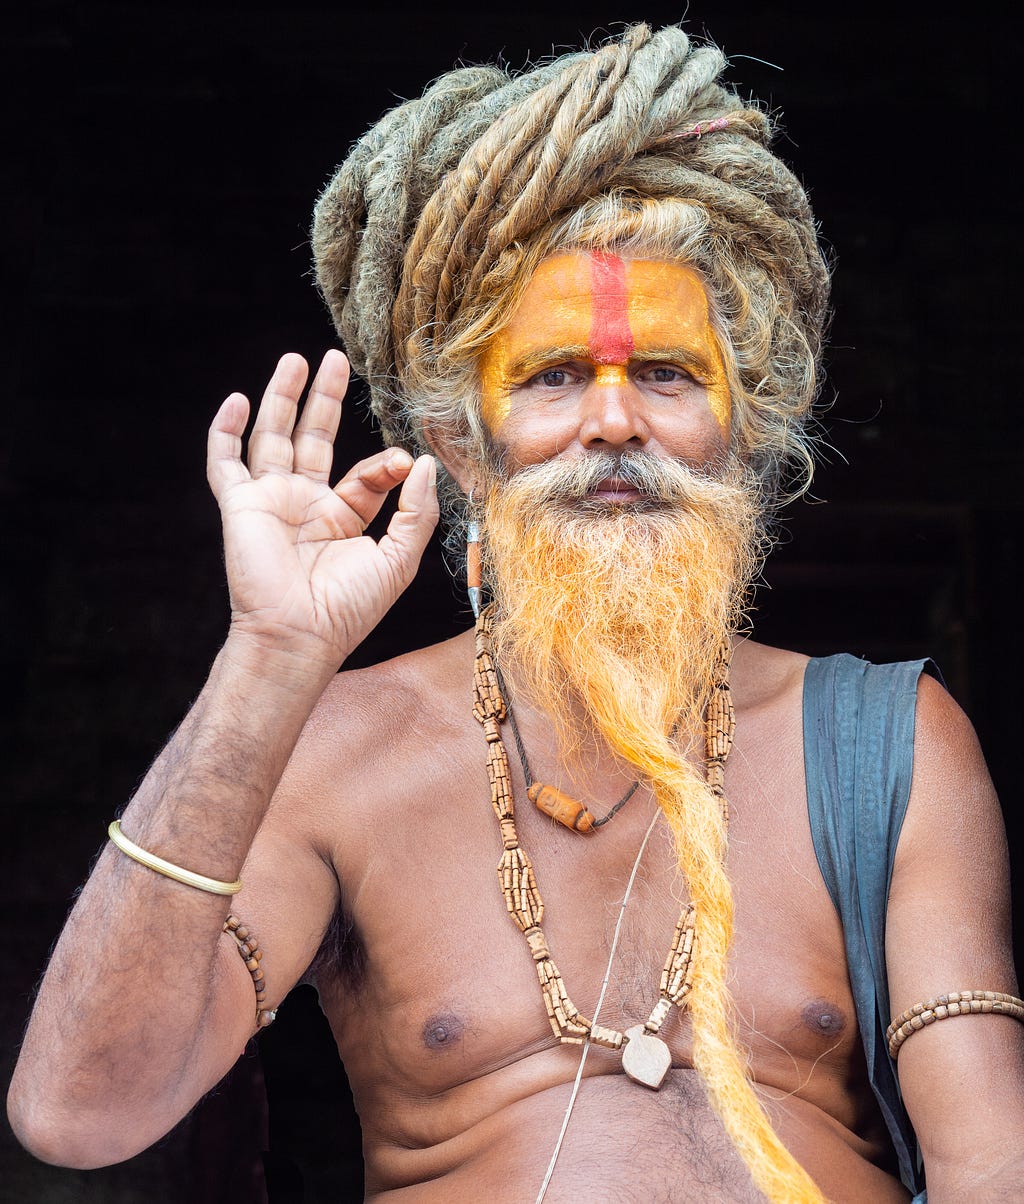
528;783;597;833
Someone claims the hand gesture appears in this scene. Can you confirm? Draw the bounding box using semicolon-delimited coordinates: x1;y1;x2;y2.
206;350;438;672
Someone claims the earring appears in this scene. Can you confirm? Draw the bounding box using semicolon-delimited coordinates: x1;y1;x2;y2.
466;488;482;618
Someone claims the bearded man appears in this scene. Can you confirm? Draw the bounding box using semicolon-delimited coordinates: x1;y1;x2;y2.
9;24;1023;1204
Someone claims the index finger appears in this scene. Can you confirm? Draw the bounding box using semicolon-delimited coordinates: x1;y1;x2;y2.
292;350;350;482
333;446;416;529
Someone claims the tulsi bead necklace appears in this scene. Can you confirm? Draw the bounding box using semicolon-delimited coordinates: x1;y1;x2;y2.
471;604;735;1088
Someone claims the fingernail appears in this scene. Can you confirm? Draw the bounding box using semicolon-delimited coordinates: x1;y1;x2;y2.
427;456;437;486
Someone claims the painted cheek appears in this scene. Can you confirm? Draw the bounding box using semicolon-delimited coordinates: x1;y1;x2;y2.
703;342;731;434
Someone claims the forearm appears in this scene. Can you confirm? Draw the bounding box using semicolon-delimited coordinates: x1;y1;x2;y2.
8;634;335;1166
9;349;437;1166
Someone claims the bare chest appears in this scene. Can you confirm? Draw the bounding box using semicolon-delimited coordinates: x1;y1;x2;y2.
319;693;860;1124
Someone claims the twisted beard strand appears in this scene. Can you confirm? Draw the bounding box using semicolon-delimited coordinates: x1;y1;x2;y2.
482;451;825;1204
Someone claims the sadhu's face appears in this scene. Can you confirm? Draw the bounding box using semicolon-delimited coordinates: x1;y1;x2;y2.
478;251;731;502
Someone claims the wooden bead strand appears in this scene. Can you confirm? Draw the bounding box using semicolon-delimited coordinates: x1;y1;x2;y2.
224;914;277;1029
704;642;734;822
886;990;1024;1058
472;604;735;1076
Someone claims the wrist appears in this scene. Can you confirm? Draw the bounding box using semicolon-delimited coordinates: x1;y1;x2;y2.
219;627;341;699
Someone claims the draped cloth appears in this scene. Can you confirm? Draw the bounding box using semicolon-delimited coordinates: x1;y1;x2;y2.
803;653;938;1200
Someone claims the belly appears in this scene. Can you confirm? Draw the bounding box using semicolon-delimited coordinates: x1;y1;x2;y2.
362;1067;910;1204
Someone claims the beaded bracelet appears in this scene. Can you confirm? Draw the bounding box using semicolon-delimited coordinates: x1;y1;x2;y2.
886;990;1024;1059
223;914;277;1029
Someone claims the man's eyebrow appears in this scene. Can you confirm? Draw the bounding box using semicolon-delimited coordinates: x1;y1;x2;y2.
504;346;592;380
630;346;715;377
504;344;716;381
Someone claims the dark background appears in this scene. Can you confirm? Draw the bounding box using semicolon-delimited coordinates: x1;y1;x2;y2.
4;2;1021;1200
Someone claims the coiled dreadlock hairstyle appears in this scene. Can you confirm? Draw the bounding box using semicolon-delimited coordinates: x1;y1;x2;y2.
312;23;830;535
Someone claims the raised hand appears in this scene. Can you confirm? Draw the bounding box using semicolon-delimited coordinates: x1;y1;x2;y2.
207;350;438;672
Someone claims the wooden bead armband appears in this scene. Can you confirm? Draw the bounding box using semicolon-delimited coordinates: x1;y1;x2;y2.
886;990;1024;1059
223;914;277;1029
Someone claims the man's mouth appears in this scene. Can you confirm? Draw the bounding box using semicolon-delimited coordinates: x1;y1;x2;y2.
589;475;644;503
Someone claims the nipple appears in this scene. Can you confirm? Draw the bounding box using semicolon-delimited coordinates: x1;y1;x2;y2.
801;1000;846;1039
422;1012;464;1051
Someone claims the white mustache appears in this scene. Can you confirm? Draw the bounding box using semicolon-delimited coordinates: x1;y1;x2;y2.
493;451;752;507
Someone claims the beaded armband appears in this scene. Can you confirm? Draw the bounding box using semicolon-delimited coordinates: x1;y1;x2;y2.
223;914;277;1029
886;990;1024;1058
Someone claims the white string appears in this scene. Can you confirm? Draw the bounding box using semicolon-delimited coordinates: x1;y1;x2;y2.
534;805;662;1204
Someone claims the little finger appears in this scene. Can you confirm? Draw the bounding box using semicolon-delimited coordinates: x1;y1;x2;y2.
207;393;253;499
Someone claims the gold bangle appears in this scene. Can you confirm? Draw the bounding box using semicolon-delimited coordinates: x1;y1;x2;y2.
108;820;243;896
886;990;1024;1059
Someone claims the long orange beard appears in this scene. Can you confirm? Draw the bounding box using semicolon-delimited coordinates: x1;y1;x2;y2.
482;451;824;1204
484;451;760;762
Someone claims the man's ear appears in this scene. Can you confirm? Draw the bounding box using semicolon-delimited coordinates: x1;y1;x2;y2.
421;419;483;497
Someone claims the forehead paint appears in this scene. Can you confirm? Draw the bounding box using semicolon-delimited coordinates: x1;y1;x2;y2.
478;252;731;432
589;252;633;364
623;260;731;431
478;254;593;430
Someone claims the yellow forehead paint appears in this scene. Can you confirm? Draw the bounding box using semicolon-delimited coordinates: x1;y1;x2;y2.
478;252;731;433
623;259;731;431
594;364;630;387
478;255;593;430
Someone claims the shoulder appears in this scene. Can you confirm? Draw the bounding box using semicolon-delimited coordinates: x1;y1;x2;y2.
728;637;808;716
300;628;474;754
268;628;477;841
910;669;983;759
898;671;1001;867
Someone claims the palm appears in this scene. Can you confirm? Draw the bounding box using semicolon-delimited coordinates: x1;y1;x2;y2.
208;351;438;667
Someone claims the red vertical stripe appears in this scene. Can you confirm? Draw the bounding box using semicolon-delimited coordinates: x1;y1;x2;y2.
589;253;633;364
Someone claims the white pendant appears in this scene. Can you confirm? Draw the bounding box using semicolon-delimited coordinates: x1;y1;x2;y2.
621;1024;672;1089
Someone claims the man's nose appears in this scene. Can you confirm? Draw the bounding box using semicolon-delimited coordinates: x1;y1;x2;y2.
577;368;651;448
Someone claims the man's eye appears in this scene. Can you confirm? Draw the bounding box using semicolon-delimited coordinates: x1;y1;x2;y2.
538;368;569;387
644;365;688;383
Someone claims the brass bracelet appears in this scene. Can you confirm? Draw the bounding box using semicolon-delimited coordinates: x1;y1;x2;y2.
887;990;1024;1059
224;914;276;1028
108;820;243;896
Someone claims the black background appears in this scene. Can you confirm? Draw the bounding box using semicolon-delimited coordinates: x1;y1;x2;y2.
4;2;1022;1200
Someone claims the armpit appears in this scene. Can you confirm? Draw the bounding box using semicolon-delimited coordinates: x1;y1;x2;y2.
305;902;367;990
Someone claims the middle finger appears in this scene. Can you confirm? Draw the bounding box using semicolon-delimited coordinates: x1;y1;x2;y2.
247;352;309;477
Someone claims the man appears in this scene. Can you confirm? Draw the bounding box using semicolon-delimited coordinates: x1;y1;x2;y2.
8;23;1023;1202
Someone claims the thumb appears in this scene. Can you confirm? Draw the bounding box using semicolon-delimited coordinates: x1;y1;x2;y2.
377;456;440;587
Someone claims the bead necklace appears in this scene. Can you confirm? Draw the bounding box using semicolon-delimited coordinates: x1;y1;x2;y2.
498;667;641;832
472;604;735;1088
